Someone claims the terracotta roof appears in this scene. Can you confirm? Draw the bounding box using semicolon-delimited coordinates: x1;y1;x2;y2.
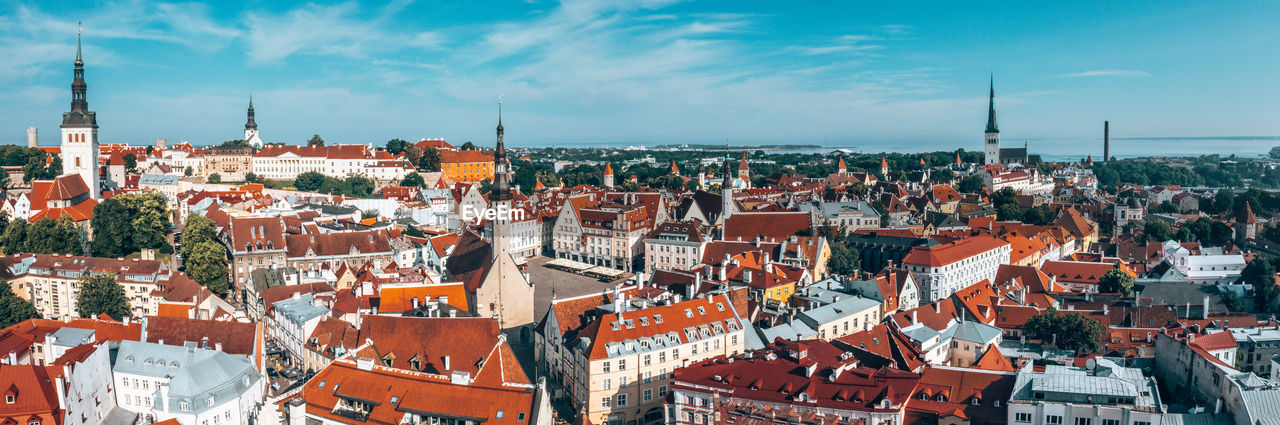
905;366;1015;425
890;300;961;331
377;283;470;312
144;316;260;360
439;149;494;164
356;316;528;386
724;212;810;243
833;323;926;372
300;357;534;425
1039;260;1133;285
581;292;741;360
0;363;62;425
901;235;1008;268
228;216;286;253
673;338;920;413
285;230;393;258
972;346;1015;371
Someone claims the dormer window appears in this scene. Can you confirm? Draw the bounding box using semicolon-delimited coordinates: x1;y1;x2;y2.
5;395;14;404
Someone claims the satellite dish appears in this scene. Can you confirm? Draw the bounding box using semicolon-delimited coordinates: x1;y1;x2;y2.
1085;357;1097;371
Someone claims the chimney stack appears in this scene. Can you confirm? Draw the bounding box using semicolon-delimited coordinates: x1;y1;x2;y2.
1103;121;1110;162
1202;295;1209;320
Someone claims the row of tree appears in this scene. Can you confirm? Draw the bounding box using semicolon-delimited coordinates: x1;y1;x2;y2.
89;193;172;258
180;216;230;295
294;172;377;197
0;215;85;255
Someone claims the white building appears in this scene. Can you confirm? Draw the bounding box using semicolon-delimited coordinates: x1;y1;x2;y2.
112;340;264;425
268;293;330;367
250;145;413;182
901;235;1011;303
1159;240;1246;284
57;341;117;425
1007;359;1164;425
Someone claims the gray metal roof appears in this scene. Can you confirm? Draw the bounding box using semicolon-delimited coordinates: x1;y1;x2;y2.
139;174;182;185
798;296;880;326
272;293;330;324
113;340;261;415
950;321;1003;344
50;327;96;347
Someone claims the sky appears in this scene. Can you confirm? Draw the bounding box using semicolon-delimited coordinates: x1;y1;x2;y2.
1;0;1278;151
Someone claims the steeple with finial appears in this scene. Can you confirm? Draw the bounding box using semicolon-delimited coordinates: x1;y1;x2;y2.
983;74;1001;165
492;95;512;202
63;22;95;128
245;93;257;130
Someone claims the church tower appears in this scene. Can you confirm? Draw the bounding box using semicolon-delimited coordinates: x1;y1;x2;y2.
60;28;100;200
984;75;1000;165
244;94;262;148
603;163;614;188
737;152;750;187
476;97;535;338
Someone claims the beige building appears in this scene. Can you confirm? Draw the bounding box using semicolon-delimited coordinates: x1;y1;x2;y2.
202;145;255;181
4;254;207;320
537;290;746;425
642;221;710;274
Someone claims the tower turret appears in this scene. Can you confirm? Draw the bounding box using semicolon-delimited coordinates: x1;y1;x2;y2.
60;26;100;200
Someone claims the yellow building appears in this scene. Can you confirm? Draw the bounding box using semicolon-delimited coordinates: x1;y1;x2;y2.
440;150;495;182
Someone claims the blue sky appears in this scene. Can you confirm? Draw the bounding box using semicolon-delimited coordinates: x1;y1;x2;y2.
1;0;1278;150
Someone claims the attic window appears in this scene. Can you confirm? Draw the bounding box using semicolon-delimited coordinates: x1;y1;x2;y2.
5;395;13;404
697;307;706;315
716;303;725;312
390;396;399;405
654;314;663;324
685;309;693;318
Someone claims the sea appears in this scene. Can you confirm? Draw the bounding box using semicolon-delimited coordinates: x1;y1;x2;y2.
527;136;1279;162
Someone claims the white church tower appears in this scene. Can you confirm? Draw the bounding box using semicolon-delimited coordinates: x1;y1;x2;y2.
244;94;262;148
60;29;101;200
983;75;1000;166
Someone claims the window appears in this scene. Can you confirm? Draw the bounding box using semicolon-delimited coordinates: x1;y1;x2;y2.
619;376;628;387
1073;419;1091;425
644;355;651;366
1133;422;1151;425
618;359;626;370
659;386;667;398
616;394;627;407
180;401;191;411
603;361;611;373
1045;416;1062;425
1015;413;1032;423
5;395;13;404
1101;420;1120;425
643;389;653;402
602;378;611;390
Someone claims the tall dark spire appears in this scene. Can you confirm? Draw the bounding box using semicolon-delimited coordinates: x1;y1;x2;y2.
492;96;511;202
62;24;96;129
985;74;998;134
245;93;257;130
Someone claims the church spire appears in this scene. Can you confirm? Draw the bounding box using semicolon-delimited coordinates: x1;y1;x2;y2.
245;93;258;130
986;74;998;134
492;95;511;202
63;23;96;129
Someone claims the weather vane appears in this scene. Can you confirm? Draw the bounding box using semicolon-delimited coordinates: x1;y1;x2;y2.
498;93;503;105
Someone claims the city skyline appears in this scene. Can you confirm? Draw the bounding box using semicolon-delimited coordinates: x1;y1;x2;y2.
2;1;1278;150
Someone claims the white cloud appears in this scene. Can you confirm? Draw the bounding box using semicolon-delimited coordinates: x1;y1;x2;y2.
1059;70;1152;78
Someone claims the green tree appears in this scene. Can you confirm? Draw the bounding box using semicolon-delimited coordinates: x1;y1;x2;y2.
220;139;249;147
386;138;409;155
1025;308;1108;355
26;216;80;254
827;239;859;276
361;209;380;220
91;198;133;257
684;180;701;192
956;175;985;193
418;146;442;171
344;176;375;197
119;193;171;251
180;215;219;260
618;179;641;192
184;166;193;177
1097;268;1134;296
295;171;326;192
401;172;425;187
460;141;477;151
996;203;1021;221
244;172;263;184
0;283;40;328
307;134;326;147
1143;220;1174;242
651;175;685;191
0;169;10;190
76;273;129;320
187;241;230;295
2;219;29;254
208;173;222;184
1022;205;1055;225
1240;259;1278;312
123;153;138;171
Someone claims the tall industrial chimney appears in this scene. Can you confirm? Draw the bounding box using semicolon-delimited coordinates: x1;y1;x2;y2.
1103;121;1109;162
27;127;37;147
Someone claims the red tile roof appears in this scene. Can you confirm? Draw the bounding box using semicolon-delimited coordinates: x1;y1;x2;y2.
724;212;811;243
581;292;741;361
355;316;528;386
901;235;1008;268
972;345;1016;371
905;366;1015;425
299;356;535;425
377;283;470;312
674;338;920;414
833;323;926;372
0;363;62;425
143;316;261;362
1039;260;1133;285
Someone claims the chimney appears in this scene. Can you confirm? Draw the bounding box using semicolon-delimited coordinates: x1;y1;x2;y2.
159;383;170;412
443;355;451;371
743;269;752;283
1103;121;1109;162
1186;302;1191;318
1103;304;1108;315
912;311;918;324
201;337;209;348
933;303;940;313
691;274;701;300
1202;295;1209;320
215;342;223;351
